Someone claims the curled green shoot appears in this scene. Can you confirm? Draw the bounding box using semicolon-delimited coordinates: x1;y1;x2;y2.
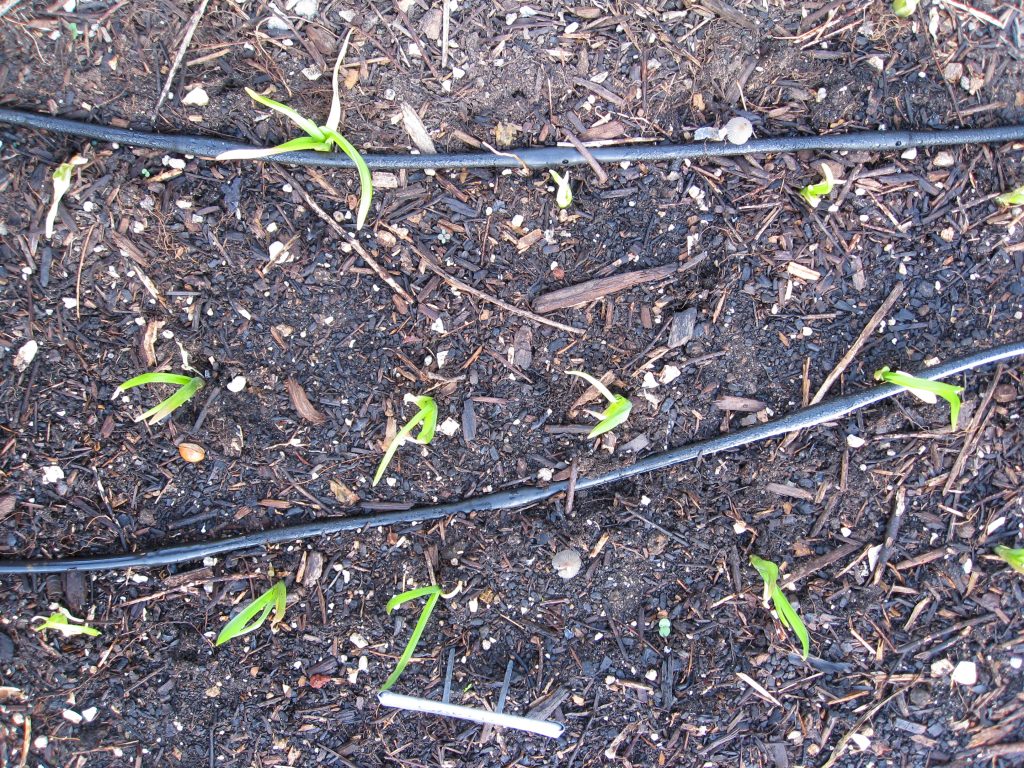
35;608;100;638
874;366;964;430
216;36;373;229
798;164;838;209
750;555;809;660
115;372;205;425
46;155;86;238
373;395;438;486
549;170;573;209
567;370;632;438
996;185;1024;207
381;585;441;691
215;581;286;646
892;0;919;17
994;546;1024;575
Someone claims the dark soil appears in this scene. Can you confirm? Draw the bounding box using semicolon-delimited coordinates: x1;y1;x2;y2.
2;0;1024;766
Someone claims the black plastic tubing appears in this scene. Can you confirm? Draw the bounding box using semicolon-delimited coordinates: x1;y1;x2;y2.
2;108;1024;170
1;340;1021;574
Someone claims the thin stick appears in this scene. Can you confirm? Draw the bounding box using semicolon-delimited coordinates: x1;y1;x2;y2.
779;282;904;449
811;282;905;403
275;170;414;304
441;0;450;69
153;0;211;120
419;252;585;335
562;128;608;184
942;365;1003;494
872;487;905;585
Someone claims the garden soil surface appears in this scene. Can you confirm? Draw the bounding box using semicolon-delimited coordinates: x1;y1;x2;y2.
2;1;1024;766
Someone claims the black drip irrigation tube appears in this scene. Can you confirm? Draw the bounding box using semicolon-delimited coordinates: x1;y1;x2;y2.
2;108;1024;170
1;341;1022;575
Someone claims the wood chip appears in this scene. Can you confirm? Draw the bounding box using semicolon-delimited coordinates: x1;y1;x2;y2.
713;395;767;413
786;262;821;281
517;229;544;252
140;319;165;367
285;376;326;425
400;103;436;155
766;482;815;501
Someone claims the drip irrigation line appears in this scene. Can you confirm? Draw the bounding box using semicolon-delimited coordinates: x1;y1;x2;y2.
1;340;1021;575
2;108;1024;170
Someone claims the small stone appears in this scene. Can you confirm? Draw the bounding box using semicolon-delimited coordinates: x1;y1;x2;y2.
205;684;221;698
846;434;866;448
226;376;247;393
438;417;459;437
40;465;64;485
933;151;955;168
951;661;977;685
668;308;698;349
552;549;582;579
181;87;209;107
13;339;38;372
866;55;885;72
900;147;918;160
81;707;98;723
930;658;955;678
0;632;14;661
62;709;83;725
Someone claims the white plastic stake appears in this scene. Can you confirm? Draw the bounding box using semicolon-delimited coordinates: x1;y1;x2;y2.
377;691;564;738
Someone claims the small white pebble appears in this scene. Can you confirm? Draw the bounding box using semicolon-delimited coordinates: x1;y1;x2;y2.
226;376;247;393
951;661;977;686
846;434;866;448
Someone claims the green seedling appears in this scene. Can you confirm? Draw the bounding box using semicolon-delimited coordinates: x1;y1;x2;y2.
798;164;838;209
994;546;1024;575
874;366;964;430
567;370;632;438
35;608;100;638
381;584;441;691
658;617;672;638
216;42;373;229
215;581;286;646
996;186;1024;207
892;0;919;17
750;555;810;660
373;394;437;486
45;155;86;238
114;372;205;425
549;170;573;209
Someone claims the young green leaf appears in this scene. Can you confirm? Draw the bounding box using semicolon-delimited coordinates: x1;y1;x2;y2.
874;366;964;429
215;581;287;646
115;372;205;425
372;395;438;486
995;185;1024;207
381;585;441;691
658;617;672;638
45;156;87;238
215;40;374;230
322;128;374;230
35;610;101;638
215;135;330;161
567;370;633;438
750;555;810;659
549;170;573;209
994;545;1024;575
798;164;837;209
244;87;325;141
892;0;919;17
